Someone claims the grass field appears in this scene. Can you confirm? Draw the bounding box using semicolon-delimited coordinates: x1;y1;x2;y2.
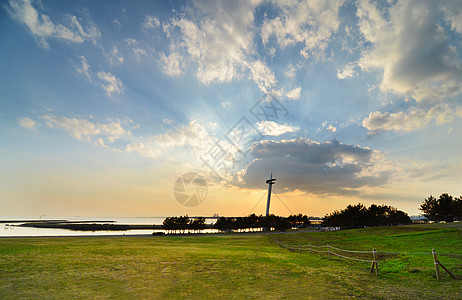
1;223;461;299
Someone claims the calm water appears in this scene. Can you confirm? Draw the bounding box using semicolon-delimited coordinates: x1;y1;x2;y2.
0;216;218;237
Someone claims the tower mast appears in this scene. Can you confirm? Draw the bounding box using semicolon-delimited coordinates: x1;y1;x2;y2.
265;173;276;217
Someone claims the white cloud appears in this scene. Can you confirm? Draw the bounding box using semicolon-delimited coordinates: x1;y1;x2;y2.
285;64;297;78
286;87;301;100
208;121;218;131
236;138;389;195
261;1;344;59
6;0;101;48
112;18;121;27
162;118;174;125
159;52;184;76
142;15;160;30
362;104;461;132
356;0;462;101
256;121;298;136
125;38;147;61
75;56;91;80
161;0;279;93
18;117;38;130
106;46;124;65
125;142;159;158
40;115;129;142
221;101;232;109
247;60;278;93
337;62;359;79
125;38;137;46
154;120;214;151
98;122;128;142
41;115;99;141
94;138;109;148
442;2;462;34
97;71;123;97
75;57;124;97
326;124;337;133
133;47;147;60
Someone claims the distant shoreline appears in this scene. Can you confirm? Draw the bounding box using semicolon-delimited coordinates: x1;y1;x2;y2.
0;229;317;239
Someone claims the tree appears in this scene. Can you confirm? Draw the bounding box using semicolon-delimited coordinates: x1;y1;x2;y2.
420;193;461;222
214;217;233;232
323;203;411;229
454;196;462;220
419;195;438;221
162;216;190;234
190;217;206;233
287;214;311;228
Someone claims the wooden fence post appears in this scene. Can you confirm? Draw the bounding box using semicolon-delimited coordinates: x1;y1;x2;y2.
432;249;456;280
327;244;331;260
432;249;441;280
369;248;378;276
309;244;311;255
298;244;301;254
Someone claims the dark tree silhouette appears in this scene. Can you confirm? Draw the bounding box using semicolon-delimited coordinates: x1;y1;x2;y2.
190;217;206;233
420;193;462;222
213;214;310;232
323;203;411;229
162;216;191;234
287;214;311;228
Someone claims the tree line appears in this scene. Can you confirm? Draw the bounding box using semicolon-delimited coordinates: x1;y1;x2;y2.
419;193;462;222
214;213;311;232
322;204;412;229
162;213;311;234
162;216;206;234
161;193;461;234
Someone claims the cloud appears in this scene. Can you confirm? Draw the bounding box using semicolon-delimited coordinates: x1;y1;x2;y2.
125;38;148;61
75;56;91;80
246;60;278;94
125;142;159;158
40;115;129;142
221;101;232;109
142;15;160;30
154;120;215;152
337;62;359;79
97;71;123;97
105;46;124;65
94;137;109;148
326;124;337;133
161;0;278;93
362;104;461;132
18;117;38;130
285;64;297;78
286;87;301;100
442;2;462;34
356;0;462;101
256;121;298;136
159;52;184;76
6;0;101;48
261;1;344;59
74;57;124;97
133;47;147;60
159;0;344;92
236;138;389;195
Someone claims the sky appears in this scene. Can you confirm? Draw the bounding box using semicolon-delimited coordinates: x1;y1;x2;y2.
1;0;462;218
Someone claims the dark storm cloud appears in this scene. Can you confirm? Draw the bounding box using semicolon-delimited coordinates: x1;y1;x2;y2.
235;138;389;195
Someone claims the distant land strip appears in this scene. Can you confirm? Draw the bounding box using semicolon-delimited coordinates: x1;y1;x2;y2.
16;222;214;231
1;220;115;224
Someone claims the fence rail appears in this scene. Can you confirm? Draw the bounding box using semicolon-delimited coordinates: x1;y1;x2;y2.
268;234;460;280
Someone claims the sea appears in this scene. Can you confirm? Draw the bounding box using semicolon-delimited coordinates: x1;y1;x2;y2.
0;216;218;237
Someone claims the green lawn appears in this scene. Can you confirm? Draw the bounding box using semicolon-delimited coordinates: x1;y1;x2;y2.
0;223;461;299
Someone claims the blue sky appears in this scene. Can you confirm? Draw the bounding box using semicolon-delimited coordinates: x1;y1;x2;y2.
1;0;461;217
